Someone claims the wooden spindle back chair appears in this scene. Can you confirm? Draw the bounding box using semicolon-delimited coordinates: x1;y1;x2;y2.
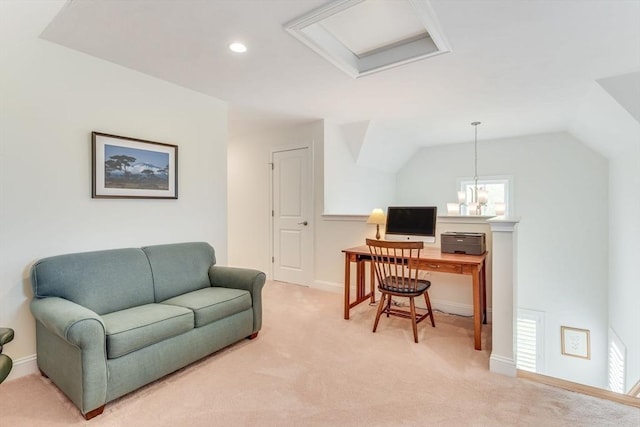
366;238;435;343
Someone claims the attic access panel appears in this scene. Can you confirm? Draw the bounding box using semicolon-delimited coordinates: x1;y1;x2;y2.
285;0;451;78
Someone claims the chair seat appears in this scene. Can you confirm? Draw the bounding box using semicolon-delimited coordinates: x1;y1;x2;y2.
379;276;431;294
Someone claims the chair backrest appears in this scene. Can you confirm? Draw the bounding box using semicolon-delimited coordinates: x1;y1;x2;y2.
366;239;424;292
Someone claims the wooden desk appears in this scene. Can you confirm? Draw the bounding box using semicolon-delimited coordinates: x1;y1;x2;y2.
342;245;488;350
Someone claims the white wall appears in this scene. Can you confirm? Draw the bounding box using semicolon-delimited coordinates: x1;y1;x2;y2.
608;146;640;392
396;132;609;388
569;80;640;393
0;2;228;370
323;120;396;215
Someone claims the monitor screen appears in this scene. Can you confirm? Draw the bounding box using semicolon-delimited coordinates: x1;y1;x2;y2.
385;206;438;243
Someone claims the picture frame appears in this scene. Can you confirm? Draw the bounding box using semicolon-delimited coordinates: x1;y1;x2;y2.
92;132;178;199
561;326;590;359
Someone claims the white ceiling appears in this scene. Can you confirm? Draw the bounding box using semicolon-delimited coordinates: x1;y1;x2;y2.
40;0;640;149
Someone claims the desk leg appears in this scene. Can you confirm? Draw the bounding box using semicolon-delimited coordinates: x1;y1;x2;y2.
370;260;376;303
344;254;351;320
472;266;482;351
481;261;487;325
357;260;365;301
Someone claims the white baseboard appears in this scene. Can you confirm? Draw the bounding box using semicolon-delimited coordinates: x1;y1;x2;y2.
518;370;640;408
490;354;517;377
311;280;343;293
5;354;38;382
431;299;473;317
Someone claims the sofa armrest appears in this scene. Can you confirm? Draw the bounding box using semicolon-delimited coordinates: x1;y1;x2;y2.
208;266;266;333
30;297;108;416
31;297;105;346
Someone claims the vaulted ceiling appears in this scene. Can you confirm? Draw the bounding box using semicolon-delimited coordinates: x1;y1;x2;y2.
41;0;640;162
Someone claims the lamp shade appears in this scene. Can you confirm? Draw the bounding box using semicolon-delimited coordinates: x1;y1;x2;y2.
366;208;386;225
457;191;466;204
478;189;488;205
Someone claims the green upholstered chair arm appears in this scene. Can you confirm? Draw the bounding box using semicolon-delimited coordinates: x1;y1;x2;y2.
0;328;14;346
30;297;106;347
208;266;266;333
0;354;12;383
0;328;13;384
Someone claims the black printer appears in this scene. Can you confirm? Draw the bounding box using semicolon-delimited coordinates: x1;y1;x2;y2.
441;232;486;255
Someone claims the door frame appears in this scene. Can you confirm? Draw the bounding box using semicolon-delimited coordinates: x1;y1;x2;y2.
269;142;315;284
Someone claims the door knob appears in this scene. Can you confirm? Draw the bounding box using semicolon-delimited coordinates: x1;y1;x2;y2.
298;221;308;226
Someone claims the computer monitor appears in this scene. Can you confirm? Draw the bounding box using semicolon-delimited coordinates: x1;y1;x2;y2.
384;206;438;244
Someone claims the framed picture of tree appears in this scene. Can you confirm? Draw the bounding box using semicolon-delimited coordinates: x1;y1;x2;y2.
92;132;178;199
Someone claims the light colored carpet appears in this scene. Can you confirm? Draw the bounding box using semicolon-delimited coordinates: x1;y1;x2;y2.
1;281;638;426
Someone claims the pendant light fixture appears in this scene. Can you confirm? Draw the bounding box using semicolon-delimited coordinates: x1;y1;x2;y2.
448;121;487;216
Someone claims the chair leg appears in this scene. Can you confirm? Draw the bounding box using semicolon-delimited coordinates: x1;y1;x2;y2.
409;297;419;343
385;294;392;317
372;294;386;333
424;292;435;327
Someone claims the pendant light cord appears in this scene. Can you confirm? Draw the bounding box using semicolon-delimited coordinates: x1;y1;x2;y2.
471;121;481;204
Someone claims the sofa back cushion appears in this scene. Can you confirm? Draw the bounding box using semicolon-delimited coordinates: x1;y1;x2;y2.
31;248;155;315
142;242;216;302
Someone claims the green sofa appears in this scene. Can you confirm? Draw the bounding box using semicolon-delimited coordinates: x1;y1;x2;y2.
30;242;265;420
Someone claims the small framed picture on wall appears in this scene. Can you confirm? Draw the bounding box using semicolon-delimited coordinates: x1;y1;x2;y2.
92;132;178;199
561;326;590;359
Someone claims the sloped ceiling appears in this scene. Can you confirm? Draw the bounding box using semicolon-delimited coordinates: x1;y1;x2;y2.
569;77;640;159
597;71;640;126
39;0;640;168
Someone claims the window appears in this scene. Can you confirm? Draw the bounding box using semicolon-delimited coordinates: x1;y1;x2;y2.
516;309;545;373
459;177;512;216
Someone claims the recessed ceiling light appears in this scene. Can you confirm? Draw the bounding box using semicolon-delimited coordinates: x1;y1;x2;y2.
229;42;247;53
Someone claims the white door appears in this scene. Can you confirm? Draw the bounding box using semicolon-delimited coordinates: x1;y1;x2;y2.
272;147;313;285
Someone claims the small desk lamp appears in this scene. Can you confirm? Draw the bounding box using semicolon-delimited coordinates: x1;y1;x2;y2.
367;208;386;240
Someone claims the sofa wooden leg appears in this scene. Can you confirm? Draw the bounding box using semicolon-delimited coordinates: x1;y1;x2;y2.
84;405;105;420
247;332;259;340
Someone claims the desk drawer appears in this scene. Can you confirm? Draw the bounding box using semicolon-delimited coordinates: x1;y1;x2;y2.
420;262;463;274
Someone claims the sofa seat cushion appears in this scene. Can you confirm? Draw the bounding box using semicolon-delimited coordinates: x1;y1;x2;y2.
161;287;251;328
102;303;194;359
